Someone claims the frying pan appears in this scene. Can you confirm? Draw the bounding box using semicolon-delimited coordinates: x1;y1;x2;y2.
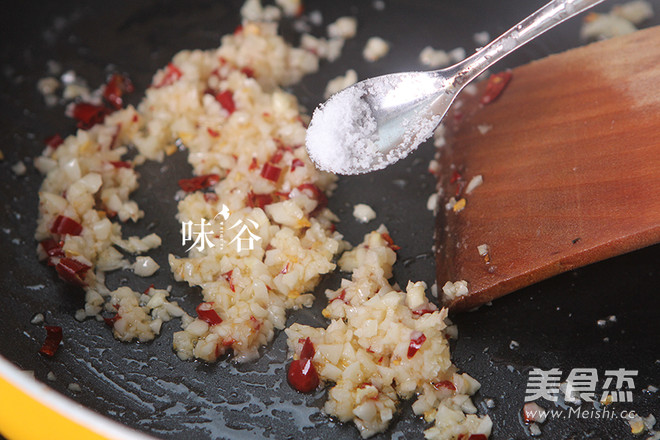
1;0;659;438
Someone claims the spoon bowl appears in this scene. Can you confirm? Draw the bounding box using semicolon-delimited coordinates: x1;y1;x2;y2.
305;0;606;175
306;71;452;174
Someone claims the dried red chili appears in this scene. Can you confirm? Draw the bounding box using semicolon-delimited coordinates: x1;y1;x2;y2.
288;358;319;393
481;70;512;105
104;314;121;327
107;123;122;150
50;215;83;236
407;331;426;358
110;161;132;169
222;270;235;292
248;157;259;171
55;257;91;287
103;73;134;109
240;66;255;78
204;193;219;203
154;63;183;88
249;315;262;332
40;239;65;260
380;232;401;251
296;183;328;215
273;139;294;153
39;325;63;357
270;150;284;164
330;289;347;304
196;302;223;326
433;380;457;391
246;191;274;209
260;163;282;182
72;102;111;129
290;158;305;171
412;305;438;316
222;338;235;347
299;337;315;360
288;337;319;393
45;133;64;150
178;174;220;192
215;90;236;114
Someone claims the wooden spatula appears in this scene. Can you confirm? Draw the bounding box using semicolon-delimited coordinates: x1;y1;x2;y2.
435;26;660;312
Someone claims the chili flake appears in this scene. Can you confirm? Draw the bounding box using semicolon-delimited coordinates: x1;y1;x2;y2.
39;326;63;357
196;302;223;326
55;257;91;287
407;331;426;358
103;73;134;110
178;174;220;192
481;70;512;105
72;102;111;129
288;337;319;393
214;90;236;114
45;134;64;150
260;162;282;182
154;63;183;88
50;215;83;236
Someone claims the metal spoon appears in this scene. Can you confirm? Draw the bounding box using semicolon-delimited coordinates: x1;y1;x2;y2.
305;0;606;175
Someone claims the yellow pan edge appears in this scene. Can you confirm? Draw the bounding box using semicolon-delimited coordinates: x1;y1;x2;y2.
0;355;156;440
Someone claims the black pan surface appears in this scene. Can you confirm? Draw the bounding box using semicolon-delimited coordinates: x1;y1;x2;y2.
1;1;659;439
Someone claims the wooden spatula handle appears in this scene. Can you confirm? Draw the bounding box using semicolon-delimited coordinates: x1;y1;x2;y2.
435;26;660;312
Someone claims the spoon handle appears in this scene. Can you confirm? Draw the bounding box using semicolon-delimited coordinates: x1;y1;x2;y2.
450;0;607;86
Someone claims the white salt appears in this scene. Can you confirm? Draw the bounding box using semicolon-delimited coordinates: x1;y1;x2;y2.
306;83;380;174
306;73;442;174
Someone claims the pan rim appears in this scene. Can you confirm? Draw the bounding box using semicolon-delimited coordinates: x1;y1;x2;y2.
0;355;157;440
